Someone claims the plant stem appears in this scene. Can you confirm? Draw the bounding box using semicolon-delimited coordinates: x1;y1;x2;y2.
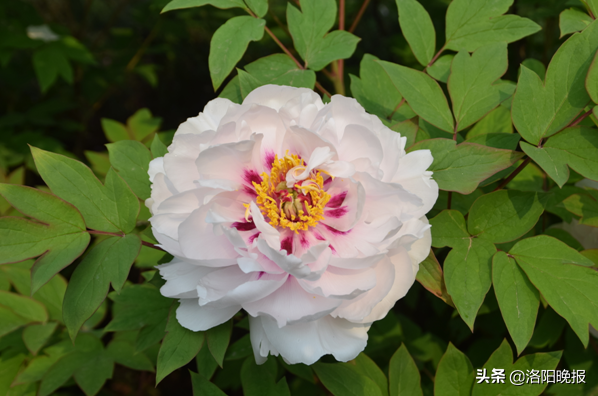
568;109;593;128
87;230;165;251
388;98;405;120
335;0;346;95
447;191;452;210
349;0;372;33
452;123;459;141
426;45;446;70
250;12;331;97
493;157;532;192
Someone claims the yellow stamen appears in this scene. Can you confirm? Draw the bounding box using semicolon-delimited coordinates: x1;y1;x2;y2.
252;153;331;232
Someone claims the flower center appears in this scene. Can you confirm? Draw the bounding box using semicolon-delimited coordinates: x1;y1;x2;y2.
251;153;331;232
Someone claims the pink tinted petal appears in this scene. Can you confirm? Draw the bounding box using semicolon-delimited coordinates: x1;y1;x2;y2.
337;124;383;174
176;98;238;136
207;272;288;309
322;177;364;232
176;299;239;332
392;149;438;218
331;257;395;322
163;133;214;192
195;138;257;190
299;265;376;299
243;276;341;327
256;238;330;281
158;260;216;299
196;266;252;304
363;247;415;323
252;314;369;365
178;206;237;260
244;85;323;114
251;202;280;250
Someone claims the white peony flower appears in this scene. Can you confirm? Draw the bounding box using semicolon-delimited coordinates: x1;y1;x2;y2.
26;25;59;42
147;85;438;365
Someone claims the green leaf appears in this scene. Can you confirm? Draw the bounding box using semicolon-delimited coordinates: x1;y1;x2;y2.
350;54;415;123
287;0;360;71
512;21;598;145
434;343;474;396
63;235;141;340
206;319;233;368
32;44;73;93
472;339;561;396
528;307;566;349
209;16;265;90
156;305;205;384
219;75;242;104
22;322;57;355
241;356;280;396
563;193;598;226
0;184;90;293
38;333;105;396
84;151;110;177
586;49;598;104
245;0;268;17
101;118;130;142
151;134;168;158
430;209;469;248
127;109;161;142
444;0;541;52
408;139;523;194
468;190;545;244
196;342;219;380
31;147;139;233
107;140;152;200
492;252;540;355
520;127;598;187
520;58;546;81
543;228;584;251
378;61;454;132
345;354;388;396
136;315;168;352
449;43;508;131
0;291;48;323
388;344;422;396
0;350;26;396
73;353;114;396
396;0;436;67
162;0;246;13
314;361;383;396
191;371;228;396
427;54;454;83
106;284;172;332
465;133;519;151
238;54;316;98
559;8;592;38
107;340;154;371
506;161;544;192
415;250;454;307
444;237;496;330
510;235;597;346
0;306;31;337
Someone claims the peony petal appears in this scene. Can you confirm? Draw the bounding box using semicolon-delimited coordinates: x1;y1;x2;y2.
392;149;438;218
148;157;164;182
158;259;216;299
243;276;341;327
164;133;215;192
331;257;395;322
299;265;376;299
178;206;238;260
176;298;239;331
251;314;369;365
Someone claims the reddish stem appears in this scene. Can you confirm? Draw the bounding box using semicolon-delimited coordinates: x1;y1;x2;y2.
426;45;446;69
568;109;593;128
493;157;532;192
349;0;371;33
